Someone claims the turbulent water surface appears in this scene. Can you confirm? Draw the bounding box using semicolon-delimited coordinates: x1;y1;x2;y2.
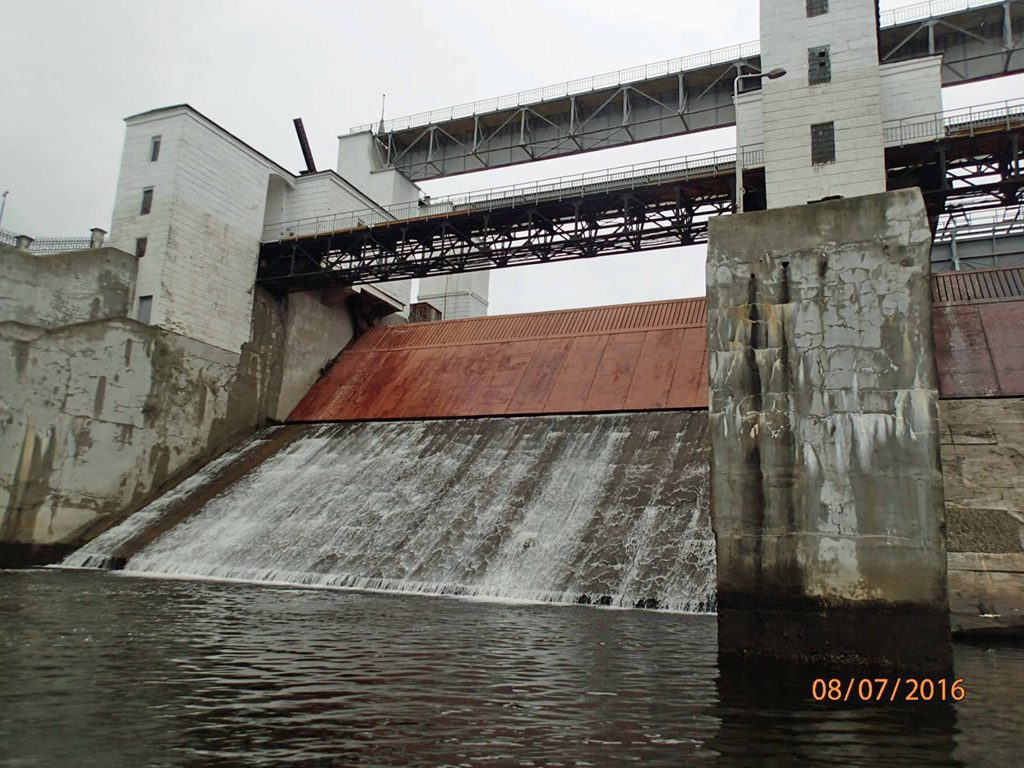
2;570;1023;767
66;414;714;611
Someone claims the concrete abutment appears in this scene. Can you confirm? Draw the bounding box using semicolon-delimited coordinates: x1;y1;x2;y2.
707;189;951;670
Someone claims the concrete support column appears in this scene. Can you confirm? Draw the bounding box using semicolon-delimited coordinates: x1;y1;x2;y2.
706;189;950;671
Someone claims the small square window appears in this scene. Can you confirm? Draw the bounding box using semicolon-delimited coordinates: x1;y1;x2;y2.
140;188;153;215
807;0;829;17
135;237;148;258
150;136;161;162
811;122;836;165
808;46;831;85
138;295;153;324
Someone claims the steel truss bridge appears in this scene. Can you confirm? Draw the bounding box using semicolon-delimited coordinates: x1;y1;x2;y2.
348;0;1024;180
258;100;1024;292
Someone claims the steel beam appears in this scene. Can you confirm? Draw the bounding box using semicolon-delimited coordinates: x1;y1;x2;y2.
353;2;1024;181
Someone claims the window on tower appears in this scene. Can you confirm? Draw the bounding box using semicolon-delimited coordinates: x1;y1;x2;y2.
811;122;836;165
808;46;831;84
806;0;829;17
140;188;153;215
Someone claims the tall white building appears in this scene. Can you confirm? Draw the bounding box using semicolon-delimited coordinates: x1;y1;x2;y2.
738;0;943;209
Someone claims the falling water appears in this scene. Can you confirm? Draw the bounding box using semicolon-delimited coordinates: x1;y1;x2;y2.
65;412;715;611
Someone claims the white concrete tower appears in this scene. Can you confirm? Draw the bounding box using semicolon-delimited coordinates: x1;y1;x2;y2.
417;272;489;320
759;0;888;208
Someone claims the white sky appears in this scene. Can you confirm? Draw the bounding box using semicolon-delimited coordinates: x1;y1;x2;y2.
1;0;1020;315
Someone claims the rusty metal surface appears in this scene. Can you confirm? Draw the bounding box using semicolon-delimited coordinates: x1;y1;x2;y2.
291;269;1024;421
934;299;1024;397
932;266;1024;397
932;266;1024;305
290;298;709;421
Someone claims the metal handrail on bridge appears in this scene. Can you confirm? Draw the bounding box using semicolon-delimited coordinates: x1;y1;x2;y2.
934;206;1024;243
350;0;1006;135
879;0;1004;27
882;97;1024;145
262;146;764;242
350;41;762;135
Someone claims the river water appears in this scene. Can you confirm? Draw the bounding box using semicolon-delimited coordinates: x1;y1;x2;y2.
2;570;1022;768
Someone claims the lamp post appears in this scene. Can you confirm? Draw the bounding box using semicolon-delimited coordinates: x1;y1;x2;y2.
0;191;8;229
733;67;786;214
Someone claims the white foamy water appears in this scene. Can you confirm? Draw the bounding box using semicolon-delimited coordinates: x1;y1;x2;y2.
66;413;715;611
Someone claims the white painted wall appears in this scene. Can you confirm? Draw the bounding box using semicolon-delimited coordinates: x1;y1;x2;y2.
418;271;489;319
879;56;944;143
735;89;764;161
111;106;292;352
335;131;426;314
759;0;887;208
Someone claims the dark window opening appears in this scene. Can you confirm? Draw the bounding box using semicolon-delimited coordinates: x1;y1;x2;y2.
138;295;153;324
135;237;148;258
150;136;161;162
140;188;153;215
806;0;829;17
808;46;831;84
811;122;836;165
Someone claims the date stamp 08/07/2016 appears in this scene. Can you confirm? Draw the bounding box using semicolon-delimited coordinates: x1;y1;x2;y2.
811;678;967;703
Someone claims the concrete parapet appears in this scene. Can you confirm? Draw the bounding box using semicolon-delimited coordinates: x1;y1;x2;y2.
706;189;950;670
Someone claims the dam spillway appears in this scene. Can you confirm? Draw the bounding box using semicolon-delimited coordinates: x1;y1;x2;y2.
66;413;714;611
63;271;1024;622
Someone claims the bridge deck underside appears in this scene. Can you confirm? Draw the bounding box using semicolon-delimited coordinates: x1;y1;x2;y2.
258;126;1023;292
369;3;1024;180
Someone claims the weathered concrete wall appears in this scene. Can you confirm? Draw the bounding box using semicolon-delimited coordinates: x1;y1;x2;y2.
940;397;1024;636
275;290;355;420
707;189;949;669
0;287;285;566
0;245;136;328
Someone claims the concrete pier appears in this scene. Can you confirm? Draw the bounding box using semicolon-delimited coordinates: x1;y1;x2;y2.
707;189;951;670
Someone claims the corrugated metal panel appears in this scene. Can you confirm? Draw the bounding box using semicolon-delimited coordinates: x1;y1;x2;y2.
932;266;1024;305
291;298;709;421
934;299;1024;397
292;269;1024;422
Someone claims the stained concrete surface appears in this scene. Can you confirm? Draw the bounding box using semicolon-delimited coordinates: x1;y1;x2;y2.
706;189;950;668
0;245;136;328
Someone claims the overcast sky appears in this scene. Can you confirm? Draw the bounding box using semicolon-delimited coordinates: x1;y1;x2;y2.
1;0;1020;315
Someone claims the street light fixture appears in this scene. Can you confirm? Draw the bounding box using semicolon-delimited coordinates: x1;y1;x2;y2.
733;67;786;214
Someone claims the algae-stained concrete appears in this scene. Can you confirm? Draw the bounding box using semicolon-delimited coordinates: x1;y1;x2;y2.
940;397;1024;637
0;245;136;328
0;285;286;566
706;189;950;669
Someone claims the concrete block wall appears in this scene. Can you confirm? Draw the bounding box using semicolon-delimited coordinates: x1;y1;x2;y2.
112;106;293;353
0;246;136;328
275;171;378;228
736;55;943;159
417;272;489;320
759;0;887;207
879;56;944;130
940;398;1024;635
0;265;287;565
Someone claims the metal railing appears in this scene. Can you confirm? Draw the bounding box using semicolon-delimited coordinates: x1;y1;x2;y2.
879;0;1004;27
882;97;1024;145
934;206;1024;242
350;0;1003;135
0;228;107;256
262;145;763;242
349;40;761;134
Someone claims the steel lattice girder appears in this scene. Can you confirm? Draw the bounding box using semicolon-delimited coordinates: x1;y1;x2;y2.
257;174;745;292
366;3;1024;180
879;0;1024;85
258;130;1024;294
886;128;1024;219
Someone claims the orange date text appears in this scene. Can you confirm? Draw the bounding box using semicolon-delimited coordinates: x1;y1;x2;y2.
810;677;966;702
